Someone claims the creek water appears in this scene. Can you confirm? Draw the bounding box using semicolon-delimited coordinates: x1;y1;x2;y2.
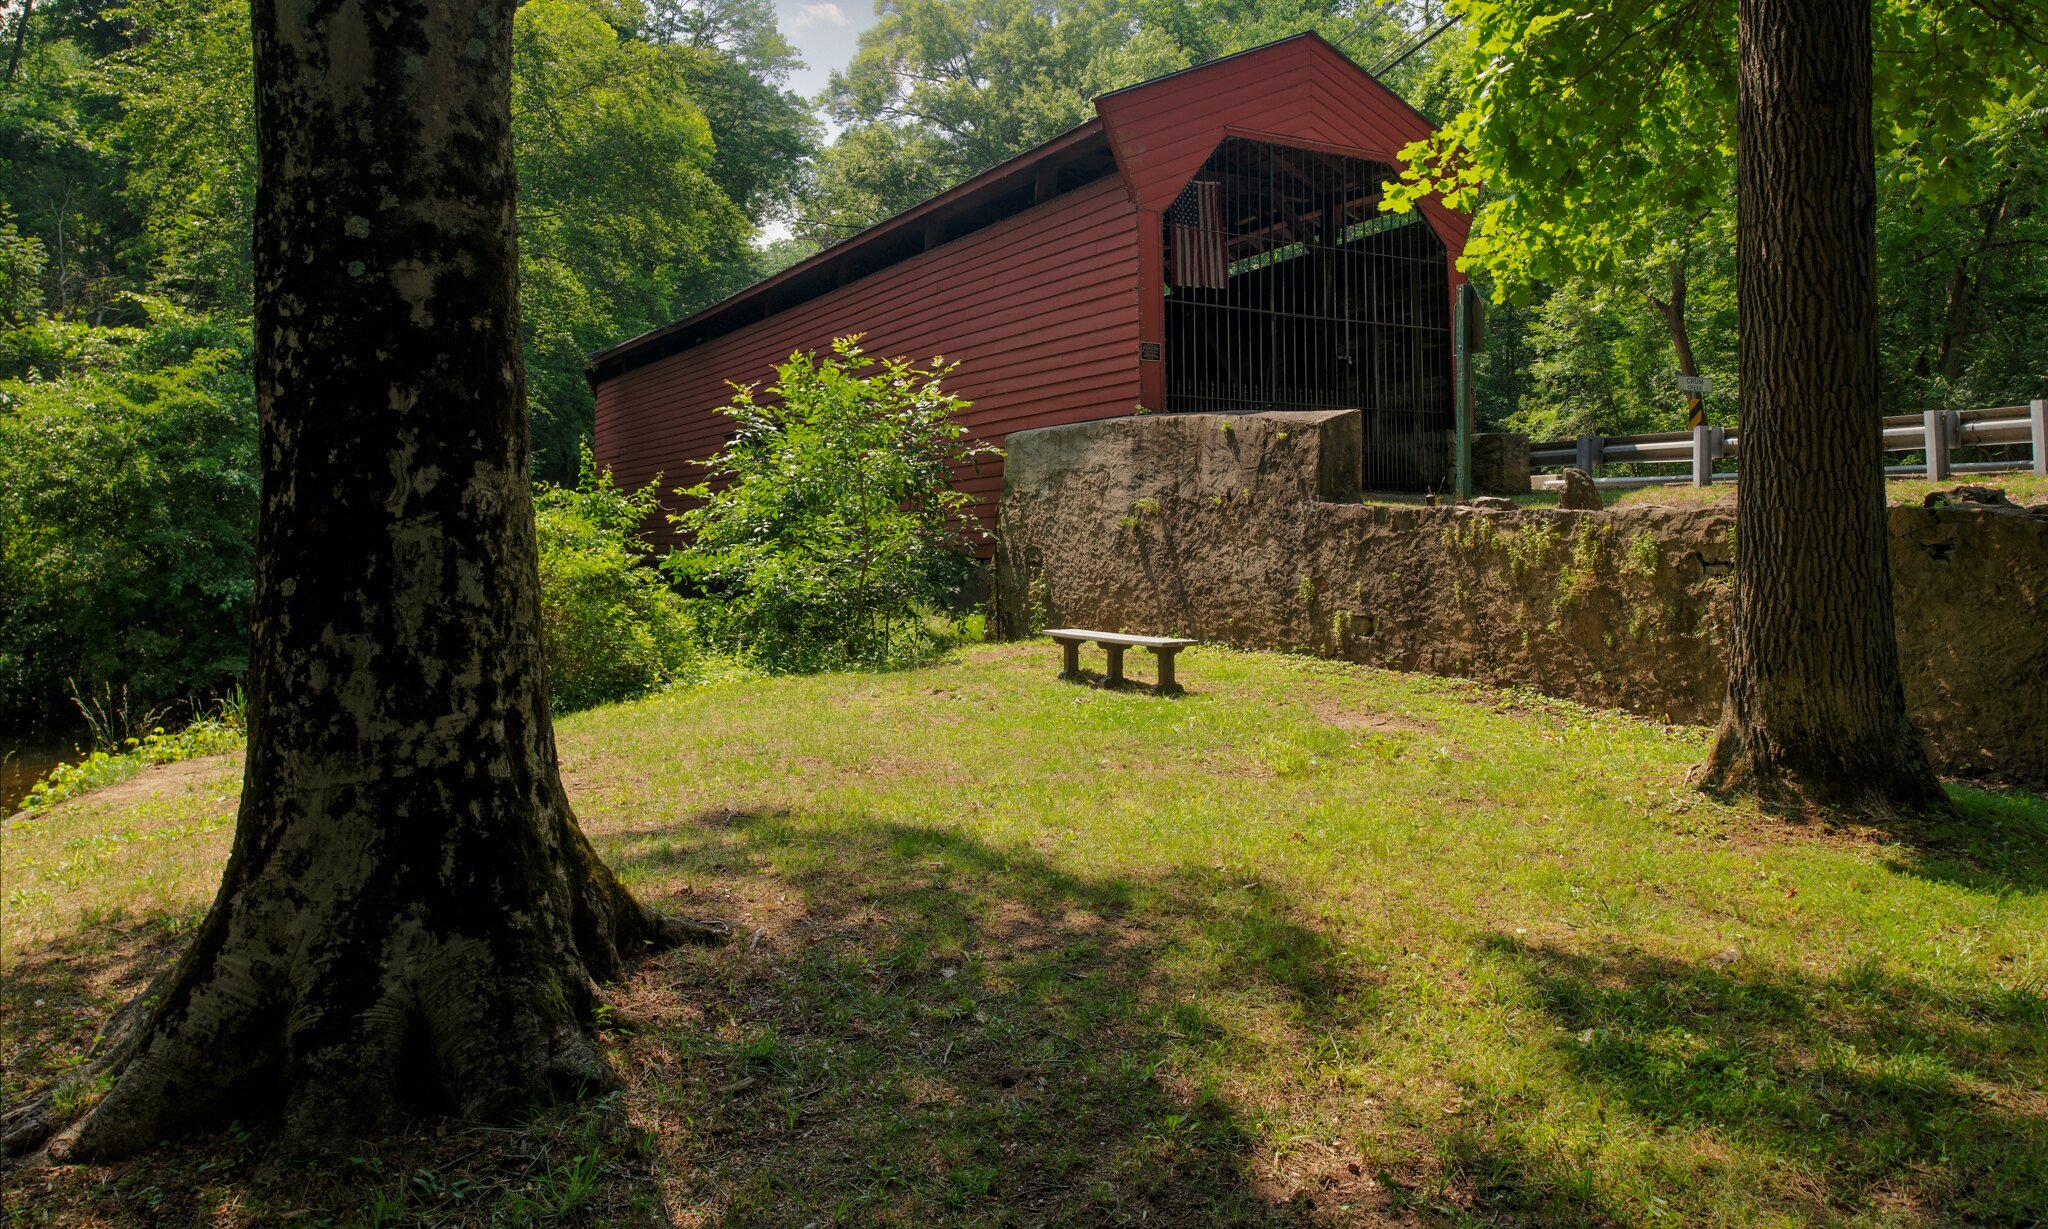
2;729;88;815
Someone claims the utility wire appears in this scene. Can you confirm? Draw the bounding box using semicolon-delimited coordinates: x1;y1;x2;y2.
1370;15;1456;76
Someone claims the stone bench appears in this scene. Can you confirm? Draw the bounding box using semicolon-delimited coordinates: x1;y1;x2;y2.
1045;629;1198;694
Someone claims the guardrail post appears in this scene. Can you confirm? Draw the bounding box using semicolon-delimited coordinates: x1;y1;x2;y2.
2033;399;2047;477
1923;408;1950;482
1574;432;1602;475
1691;424;1715;487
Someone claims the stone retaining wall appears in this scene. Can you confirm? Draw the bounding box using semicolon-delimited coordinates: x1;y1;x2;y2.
993;409;2048;789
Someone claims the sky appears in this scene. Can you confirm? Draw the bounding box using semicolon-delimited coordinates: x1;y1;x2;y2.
760;1;879;242
774;0;880;101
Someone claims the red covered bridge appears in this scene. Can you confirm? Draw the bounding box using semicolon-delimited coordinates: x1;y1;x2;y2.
588;33;1471;534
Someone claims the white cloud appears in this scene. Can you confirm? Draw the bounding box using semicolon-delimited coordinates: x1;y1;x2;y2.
793;2;851;29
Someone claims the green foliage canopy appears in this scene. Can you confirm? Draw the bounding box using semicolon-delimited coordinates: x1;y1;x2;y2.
512;0;754;476
1385;0;2043;299
0;310;257;719
2;0;816;478
796;0;1431;237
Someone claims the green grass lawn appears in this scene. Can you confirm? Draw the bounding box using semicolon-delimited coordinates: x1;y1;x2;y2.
5;643;2047;1227
1504;471;2048;511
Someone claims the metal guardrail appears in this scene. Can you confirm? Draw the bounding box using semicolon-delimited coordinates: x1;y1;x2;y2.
1532;400;2048;490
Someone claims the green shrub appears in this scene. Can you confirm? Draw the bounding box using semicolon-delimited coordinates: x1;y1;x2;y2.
0;311;258;721
535;450;704;713
666;337;998;672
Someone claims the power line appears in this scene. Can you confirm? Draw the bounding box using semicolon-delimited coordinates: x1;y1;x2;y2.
1370;15;1456;76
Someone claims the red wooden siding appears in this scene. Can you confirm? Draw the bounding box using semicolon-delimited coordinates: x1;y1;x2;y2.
592;33;1471;537
594;175;1142;542
1097;36;1468;259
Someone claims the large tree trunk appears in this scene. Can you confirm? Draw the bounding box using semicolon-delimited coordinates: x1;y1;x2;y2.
4;0;722;1162
1701;0;1943;812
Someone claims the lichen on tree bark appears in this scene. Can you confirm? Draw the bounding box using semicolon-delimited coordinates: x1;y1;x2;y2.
1;0;723;1161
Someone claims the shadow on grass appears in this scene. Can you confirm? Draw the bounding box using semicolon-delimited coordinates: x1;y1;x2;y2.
605;809;1381;1226
9;809;1373;1228
1452;934;2048;1226
1879;784;2048;895
1;913;681;1228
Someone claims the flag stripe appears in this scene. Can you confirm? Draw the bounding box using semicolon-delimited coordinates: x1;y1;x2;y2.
1168;180;1228;290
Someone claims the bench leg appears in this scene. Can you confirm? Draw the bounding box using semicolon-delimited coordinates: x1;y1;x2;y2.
1104;644;1126;686
1152;647;1179;693
1060;640;1080;678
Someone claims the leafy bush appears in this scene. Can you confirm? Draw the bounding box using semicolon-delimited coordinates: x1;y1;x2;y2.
0;311;258;721
534;450;702;713
665;337;998;672
0;207;46;327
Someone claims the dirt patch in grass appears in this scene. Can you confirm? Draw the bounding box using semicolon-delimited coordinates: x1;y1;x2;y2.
1309;701;1434;737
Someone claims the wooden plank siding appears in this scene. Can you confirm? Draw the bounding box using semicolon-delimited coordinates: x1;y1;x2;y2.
1096;36;1468;264
591;33;1470;544
594;174;1142;544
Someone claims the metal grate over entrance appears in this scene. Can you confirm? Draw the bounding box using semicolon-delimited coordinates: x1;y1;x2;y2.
1162;137;1454;490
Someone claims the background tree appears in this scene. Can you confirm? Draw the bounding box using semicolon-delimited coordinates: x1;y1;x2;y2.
0;310;255;718
6;0;721;1159
511;0;754;478
1877;91;2047;413
1383;0;1737;406
1393;0;2042;808
110;0;258;310
2;0;812;481
795;0;1433;238
1393;0;2045;439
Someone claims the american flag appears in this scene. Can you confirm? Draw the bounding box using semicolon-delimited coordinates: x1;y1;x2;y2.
1167;179;1228;290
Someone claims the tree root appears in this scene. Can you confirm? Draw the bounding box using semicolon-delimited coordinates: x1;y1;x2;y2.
653;913;733;946
1701;720;1948;823
3;865;730;1165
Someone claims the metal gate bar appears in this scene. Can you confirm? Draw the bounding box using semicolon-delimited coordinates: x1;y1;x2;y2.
1162;137;1453;490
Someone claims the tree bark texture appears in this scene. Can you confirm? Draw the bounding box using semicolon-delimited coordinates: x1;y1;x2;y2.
1703;0;1943;811
5;0;720;1161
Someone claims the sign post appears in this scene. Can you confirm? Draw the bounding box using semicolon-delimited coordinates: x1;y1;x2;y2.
1677;374;1715;486
1677;373;1712;429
